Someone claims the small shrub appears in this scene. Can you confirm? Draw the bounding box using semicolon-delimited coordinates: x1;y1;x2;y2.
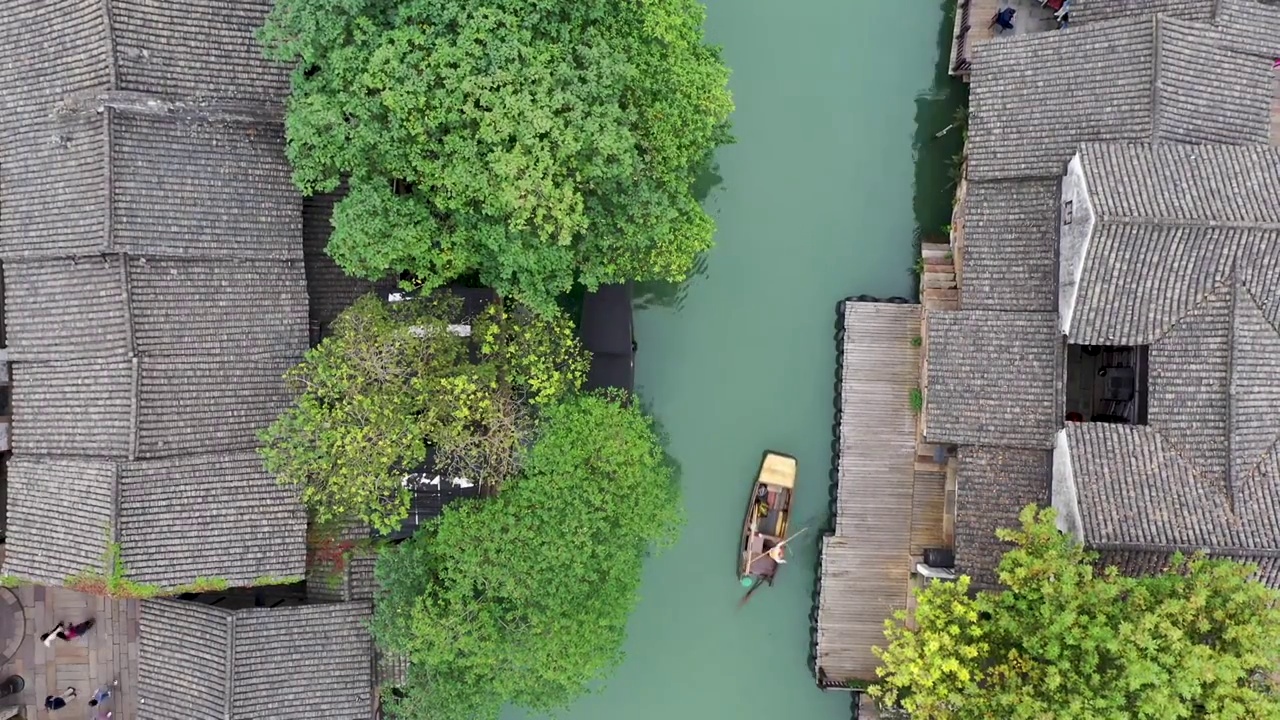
909;387;924;415
911;336;923;348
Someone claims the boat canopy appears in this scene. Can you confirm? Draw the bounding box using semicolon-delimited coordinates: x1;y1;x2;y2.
757;452;797;489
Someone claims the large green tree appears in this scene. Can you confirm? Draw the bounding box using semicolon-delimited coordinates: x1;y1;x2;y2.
259;294;587;534
371;394;682;720
872;506;1280;719
260;0;734;314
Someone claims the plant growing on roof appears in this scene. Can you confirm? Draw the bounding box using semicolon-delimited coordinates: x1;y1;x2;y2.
259;0;734;315
370;394;682;720
872;506;1280;719
259;294;587;534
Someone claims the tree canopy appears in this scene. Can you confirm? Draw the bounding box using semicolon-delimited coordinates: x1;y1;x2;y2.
259;0;734;314
370;393;682;720
872;506;1280;720
258;294;587;534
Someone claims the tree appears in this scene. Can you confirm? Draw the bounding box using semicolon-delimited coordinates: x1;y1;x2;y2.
370;394;682;720
872;506;1280;720
259;0;734;314
259;294;587;534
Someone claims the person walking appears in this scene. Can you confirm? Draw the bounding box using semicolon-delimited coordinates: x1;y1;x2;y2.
44;687;76;710
40;619;96;645
88;679;117;707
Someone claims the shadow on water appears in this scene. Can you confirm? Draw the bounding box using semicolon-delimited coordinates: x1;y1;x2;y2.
912;0;969;248
632;160;722;312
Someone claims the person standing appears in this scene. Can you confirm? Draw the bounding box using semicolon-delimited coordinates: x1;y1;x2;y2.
44;687;76;710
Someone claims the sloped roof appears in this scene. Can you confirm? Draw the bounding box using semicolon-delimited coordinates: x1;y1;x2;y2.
0;109;300;261
925;311;1061;449
1;0;288;110
1071;0;1280;59
954;447;1052;589
1063;422;1280;581
138;599;373;720
967;15;1273;181
5;453;307;586
0;1;311;588
1067;143;1280;344
5;256;308;362
959;179;1060;312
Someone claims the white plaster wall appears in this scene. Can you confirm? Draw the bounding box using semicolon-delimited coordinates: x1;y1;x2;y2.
1058;155;1095;337
1052;428;1084;542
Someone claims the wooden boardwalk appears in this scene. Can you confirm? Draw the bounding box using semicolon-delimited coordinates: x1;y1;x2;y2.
0;585;137;719
816;301;938;685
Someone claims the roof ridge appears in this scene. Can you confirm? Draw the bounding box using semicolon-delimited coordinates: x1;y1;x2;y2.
1092;540;1280;559
100;0;118;90
1225;271;1239;513
1145;278;1233;345
1096;215;1280;232
1149;14;1164;141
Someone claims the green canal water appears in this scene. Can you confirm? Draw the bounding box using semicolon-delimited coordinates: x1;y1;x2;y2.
506;2;962;718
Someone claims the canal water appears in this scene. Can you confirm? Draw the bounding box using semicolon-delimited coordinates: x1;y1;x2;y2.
505;1;961;718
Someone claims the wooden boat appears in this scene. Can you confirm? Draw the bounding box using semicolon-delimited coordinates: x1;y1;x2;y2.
739;451;797;586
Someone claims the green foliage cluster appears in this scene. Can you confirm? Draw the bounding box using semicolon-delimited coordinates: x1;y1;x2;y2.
371;394;681;720
872;506;1280;719
62;537;269;598
259;0;734;314
259;294;588;534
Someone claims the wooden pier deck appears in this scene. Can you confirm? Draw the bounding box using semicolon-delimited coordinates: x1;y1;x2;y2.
815;301;946;686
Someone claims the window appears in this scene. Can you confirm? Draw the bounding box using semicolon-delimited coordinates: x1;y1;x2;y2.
1063;200;1074;225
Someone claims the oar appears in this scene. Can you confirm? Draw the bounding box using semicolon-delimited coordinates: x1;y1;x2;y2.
741;525;811;571
736;577;767;610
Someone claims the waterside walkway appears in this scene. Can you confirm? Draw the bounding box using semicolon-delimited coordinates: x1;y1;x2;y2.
812;301;951;691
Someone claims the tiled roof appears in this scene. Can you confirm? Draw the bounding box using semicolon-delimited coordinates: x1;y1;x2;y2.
959;179;1060;312
1063;423;1280;573
1072;0;1280;59
138;599;374;720
967;15;1273;181
303;188;399;330
0;0;311;588
1;1;287;108
1067;143;1280;345
111;0;291;100
925;310;1061;449
4;452;307;587
5;256;309;362
954;446;1052;589
1095;548;1280;588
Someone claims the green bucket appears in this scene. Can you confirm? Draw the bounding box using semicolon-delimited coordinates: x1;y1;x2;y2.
740;576;755;588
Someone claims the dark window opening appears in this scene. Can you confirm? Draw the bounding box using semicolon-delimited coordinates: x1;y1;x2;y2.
1063;200;1074;225
1063;344;1148;425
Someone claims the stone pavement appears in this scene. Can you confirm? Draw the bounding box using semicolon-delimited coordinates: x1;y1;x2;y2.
0;585;137;720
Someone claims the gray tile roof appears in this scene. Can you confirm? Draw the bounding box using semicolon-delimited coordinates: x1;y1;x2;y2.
0;0;311;589
10;355;299;460
5;256;309;362
118;453;306;587
925;310;1061;449
111;0;291;101
954;446;1052;589
1064;423;1280;573
138;599;374;720
967;15;1273;181
1067;143;1280;345
960;179;1060;312
1072;0;1280;59
0;1;287;109
1094;549;1280;587
4;453;307;587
